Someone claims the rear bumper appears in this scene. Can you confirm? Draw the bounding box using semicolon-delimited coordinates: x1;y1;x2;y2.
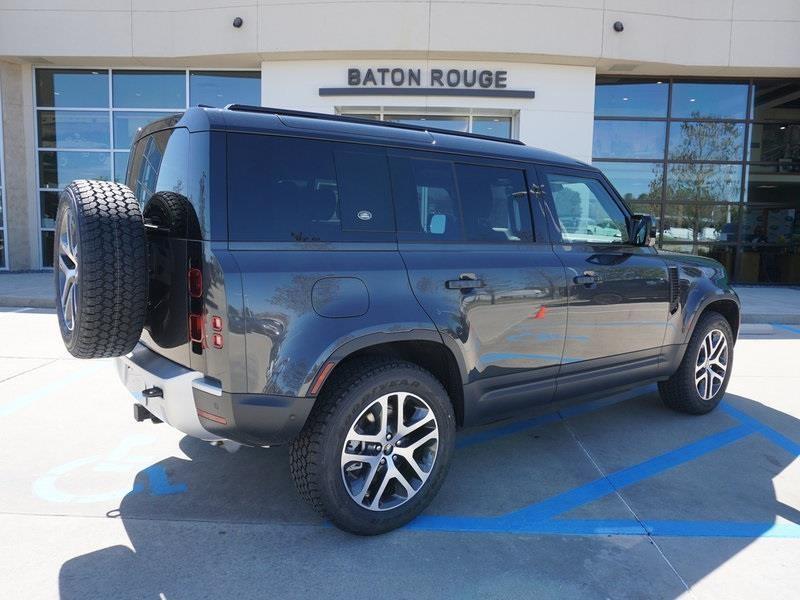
114;343;314;446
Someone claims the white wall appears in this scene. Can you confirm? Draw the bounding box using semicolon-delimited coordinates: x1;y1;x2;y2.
262;60;596;163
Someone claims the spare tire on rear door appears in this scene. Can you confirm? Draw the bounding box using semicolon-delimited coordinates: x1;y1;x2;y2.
54;179;148;358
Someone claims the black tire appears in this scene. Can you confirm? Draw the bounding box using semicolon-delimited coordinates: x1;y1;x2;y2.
658;310;734;415
54;179;148;358
289;357;456;535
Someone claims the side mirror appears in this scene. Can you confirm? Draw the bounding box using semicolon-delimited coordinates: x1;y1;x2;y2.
631;214;656;247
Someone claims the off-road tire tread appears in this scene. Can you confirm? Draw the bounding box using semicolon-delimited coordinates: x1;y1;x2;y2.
56;179;147;358
289;357;450;527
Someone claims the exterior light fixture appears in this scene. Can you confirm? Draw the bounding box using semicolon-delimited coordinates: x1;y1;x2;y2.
613;21;624;32
233;17;243;28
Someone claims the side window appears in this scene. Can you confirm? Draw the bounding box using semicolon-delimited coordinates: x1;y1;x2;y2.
128;127;189;206
228;134;340;242
227;135;395;242
391;157;463;241
455;164;532;242
544;173;630;244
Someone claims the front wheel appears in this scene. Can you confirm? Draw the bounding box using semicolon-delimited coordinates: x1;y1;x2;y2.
289;358;456;535
659;310;734;415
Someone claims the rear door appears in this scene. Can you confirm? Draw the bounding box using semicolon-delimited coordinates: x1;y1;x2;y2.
390;150;568;422
537;167;670;385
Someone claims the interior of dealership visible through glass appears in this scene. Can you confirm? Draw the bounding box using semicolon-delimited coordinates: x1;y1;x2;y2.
34;68;260;267
594;77;800;284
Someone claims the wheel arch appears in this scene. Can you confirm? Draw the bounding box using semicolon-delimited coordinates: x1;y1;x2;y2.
313;332;467;427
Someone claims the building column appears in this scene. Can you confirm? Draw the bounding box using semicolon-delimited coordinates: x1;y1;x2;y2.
1;61;37;270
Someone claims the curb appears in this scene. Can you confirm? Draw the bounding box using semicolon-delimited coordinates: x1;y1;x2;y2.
741;313;800;325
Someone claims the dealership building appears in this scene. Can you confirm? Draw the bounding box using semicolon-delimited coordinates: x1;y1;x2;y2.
0;1;798;283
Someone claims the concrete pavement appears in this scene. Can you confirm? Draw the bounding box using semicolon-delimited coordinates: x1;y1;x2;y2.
1;308;800;598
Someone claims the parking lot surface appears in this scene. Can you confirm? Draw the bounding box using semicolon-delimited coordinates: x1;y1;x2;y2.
1;307;799;599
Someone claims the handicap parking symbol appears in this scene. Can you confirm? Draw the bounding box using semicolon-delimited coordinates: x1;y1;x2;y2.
33;434;187;503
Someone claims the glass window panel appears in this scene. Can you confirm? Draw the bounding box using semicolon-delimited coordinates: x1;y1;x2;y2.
698;204;740;243
745;165;800;203
227;134;341;242
0;190;3;223
37;110;110;149
666;163;742;203
113;111;173;150
189;71;260;107
671;82;749;119
696;244;737;277
112;71;185;109
668;122;745;161
384;115;468;132
660;241;695;254
35;69;108;108
594;161;663;203
40;191;59;228
544;173;629;244
455;164;532;242
471;117;512;138
662;204;696;243
38;151;111;188
752;80;800;121
0;230;4;268
114;152;130;184
662;204;741;243
749;123;800;164
594;78;668;117
592;120;666;159
742;205;799;245
41;231;54;268
391;156;462;241
739;246;800;283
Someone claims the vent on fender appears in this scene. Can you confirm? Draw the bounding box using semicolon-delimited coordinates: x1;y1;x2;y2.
668;267;680;314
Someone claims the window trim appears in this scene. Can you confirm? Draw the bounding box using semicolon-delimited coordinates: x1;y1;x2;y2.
0;83;7;269
32;65;262;267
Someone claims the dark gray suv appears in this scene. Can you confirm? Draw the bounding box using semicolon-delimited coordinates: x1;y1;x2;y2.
54;106;739;535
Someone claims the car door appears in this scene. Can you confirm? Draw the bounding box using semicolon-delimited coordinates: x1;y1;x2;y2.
390;150;568;423
536;166;670;392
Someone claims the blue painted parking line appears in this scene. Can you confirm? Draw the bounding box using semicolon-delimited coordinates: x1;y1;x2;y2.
0;361;108;417
772;323;800;335
411;389;800;539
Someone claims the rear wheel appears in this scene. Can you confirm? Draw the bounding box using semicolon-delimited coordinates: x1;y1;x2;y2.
289;358;456;535
658;310;733;414
55;180;148;358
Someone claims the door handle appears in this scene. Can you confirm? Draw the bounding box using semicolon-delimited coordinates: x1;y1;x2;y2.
446;273;485;290
573;271;602;286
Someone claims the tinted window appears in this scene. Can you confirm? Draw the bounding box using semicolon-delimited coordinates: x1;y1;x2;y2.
334;146;394;233
112;71;185;109
189;71;261;107
671;82;748;119
35;69;108;108
391;157;462;241
455;164;532;242
227;135;395;242
545;173;629;244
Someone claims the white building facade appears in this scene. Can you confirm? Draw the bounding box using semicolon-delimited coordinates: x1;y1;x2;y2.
1;1;799;282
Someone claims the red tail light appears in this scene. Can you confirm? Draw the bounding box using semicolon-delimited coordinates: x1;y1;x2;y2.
189;314;204;343
212;333;224;349
188;268;203;298
211;316;223;331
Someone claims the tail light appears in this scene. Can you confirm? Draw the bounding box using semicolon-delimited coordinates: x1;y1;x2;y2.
189;314;204;343
188;268;203;298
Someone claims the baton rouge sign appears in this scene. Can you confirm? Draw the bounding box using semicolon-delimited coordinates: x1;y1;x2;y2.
318;67;535;99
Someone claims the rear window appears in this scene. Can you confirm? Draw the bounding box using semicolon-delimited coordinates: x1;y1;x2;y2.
227;134;394;242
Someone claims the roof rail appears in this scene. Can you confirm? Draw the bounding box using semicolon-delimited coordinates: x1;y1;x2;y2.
224;104;526;146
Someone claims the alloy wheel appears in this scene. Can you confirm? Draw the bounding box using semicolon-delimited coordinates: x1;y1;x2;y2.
695;328;728;400
341;391;439;511
57;207;79;331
